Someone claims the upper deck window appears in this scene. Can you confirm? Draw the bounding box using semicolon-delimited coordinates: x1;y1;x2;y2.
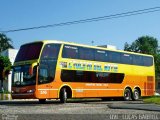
143;56;153;66
41;44;61;59
108;51;121;63
62;45;79;59
15;42;43;62
121;53;133;64
79;47;94;60
61;44;153;67
133;55;143;66
95;50;109;62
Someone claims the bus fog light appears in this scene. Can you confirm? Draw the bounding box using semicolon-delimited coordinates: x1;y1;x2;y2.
27;89;35;93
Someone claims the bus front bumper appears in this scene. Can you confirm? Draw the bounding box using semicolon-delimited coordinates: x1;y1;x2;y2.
11;93;36;99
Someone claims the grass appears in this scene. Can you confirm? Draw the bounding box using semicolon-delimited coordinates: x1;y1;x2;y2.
143;96;160;105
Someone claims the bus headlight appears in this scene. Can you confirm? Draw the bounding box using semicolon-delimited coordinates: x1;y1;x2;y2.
27;89;35;93
11;91;15;94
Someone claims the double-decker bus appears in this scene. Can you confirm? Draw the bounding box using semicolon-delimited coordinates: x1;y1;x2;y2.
11;40;155;103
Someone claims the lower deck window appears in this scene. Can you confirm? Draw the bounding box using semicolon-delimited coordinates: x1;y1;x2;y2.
61;70;124;83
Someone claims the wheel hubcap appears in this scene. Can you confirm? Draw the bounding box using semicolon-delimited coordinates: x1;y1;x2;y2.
125;92;130;100
134;91;139;99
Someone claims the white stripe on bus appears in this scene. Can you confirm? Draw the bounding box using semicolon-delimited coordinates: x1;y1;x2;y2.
38;89;123;91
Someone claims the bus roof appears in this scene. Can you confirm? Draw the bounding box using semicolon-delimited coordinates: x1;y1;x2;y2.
22;40;153;57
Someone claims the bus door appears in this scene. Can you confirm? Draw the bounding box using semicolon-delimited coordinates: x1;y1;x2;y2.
37;63;51;98
36;44;61;99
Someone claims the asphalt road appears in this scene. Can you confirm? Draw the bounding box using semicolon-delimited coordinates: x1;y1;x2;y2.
0;99;160;120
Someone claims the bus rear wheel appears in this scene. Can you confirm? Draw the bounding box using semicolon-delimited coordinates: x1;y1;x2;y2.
60;88;67;103
124;88;131;101
132;89;140;101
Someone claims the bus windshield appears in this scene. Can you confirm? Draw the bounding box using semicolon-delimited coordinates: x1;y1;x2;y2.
15;42;43;62
12;65;37;87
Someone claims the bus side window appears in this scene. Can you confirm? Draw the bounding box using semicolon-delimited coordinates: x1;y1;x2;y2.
41;47;50;58
61;70;76;82
121;53;133;64
62;45;78;59
107;73;124;83
143;56;153;66
95;50;109;62
38;65;49;84
79;47;94;60
133;55;143;66
108;51;121;63
41;44;60;59
48;46;58;58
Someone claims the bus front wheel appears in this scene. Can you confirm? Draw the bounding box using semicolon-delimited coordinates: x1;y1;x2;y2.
60;88;67;103
124;88;131;101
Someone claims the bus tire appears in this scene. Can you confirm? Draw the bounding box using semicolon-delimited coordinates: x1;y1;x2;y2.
124;88;131;101
132;89;140;101
60;88;67;103
39;99;46;104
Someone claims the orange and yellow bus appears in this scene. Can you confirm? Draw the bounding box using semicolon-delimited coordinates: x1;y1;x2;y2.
11;40;155;103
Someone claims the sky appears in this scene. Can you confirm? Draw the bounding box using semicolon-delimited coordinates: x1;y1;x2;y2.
0;0;160;50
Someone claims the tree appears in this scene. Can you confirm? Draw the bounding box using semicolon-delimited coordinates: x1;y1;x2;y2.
0;33;14;52
0;56;12;92
124;36;159;54
124;36;160;80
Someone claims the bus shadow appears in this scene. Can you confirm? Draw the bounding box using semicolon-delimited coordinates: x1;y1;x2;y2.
0;98;106;106
0;99;102;106
67;98;102;103
0;98;143;106
0;100;61;106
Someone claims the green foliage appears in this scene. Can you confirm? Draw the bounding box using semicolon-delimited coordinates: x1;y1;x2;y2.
0;56;11;68
0;56;12;78
154;54;160;78
0;90;11;94
0;33;14;52
124;36;160;79
124;36;159;54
